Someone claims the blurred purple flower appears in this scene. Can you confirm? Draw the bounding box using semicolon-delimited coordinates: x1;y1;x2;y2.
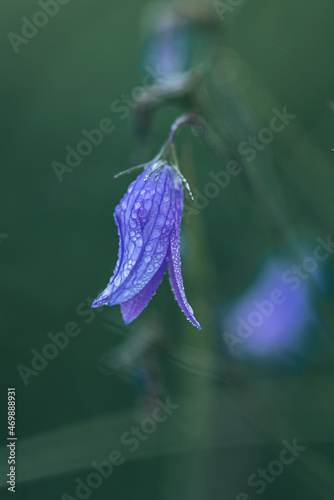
221;255;322;360
92;162;201;329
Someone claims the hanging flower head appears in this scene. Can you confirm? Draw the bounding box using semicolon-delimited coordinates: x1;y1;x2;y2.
92;114;201;329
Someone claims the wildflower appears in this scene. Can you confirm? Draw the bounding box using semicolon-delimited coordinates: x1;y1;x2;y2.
92;115;201;329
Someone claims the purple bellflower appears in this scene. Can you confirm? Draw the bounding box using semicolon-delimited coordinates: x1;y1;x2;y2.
92;114;201;330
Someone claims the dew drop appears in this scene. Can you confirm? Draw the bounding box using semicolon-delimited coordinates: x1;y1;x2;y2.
156;214;166;227
152;228;161;238
128;241;135;255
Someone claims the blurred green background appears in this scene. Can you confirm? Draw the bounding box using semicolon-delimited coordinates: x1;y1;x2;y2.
1;0;334;499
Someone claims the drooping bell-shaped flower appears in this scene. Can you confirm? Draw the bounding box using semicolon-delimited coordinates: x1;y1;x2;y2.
92;134;201;329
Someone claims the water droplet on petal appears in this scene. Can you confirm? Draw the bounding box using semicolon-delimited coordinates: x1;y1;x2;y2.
152;228;161;238
156;214;166;227
128;241;135;255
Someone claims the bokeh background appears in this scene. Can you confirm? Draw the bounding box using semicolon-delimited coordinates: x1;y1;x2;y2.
1;0;334;499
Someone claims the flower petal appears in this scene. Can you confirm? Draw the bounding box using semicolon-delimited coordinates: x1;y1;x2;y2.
167;185;201;329
120;256;168;324
92;165;179;308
